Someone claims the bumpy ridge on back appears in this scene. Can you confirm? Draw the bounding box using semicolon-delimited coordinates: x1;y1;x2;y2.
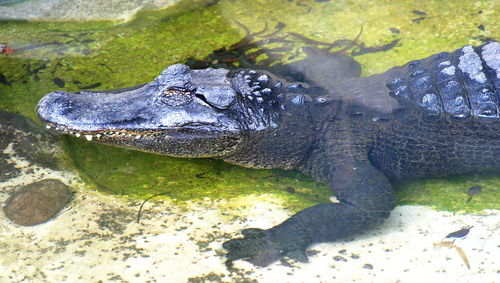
386;41;500;121
228;70;284;130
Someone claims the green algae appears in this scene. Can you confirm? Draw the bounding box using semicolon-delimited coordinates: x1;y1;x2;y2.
396;174;500;212
63;134;500;213
63;136;331;212
0;0;498;213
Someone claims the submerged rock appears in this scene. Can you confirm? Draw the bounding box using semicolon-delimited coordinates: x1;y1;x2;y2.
0;0;182;21
3;179;72;226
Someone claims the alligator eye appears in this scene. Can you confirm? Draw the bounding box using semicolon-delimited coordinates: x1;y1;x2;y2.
193;88;237;109
158;88;193;106
195;93;210;104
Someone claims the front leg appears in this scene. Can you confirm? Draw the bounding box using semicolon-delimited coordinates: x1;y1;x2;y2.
223;160;396;266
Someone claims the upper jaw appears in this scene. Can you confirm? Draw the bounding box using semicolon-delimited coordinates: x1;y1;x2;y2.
37;90;239;137
36;88;241;145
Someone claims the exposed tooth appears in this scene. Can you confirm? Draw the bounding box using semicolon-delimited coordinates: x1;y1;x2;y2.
75;133;81;137
45;125;52;129
96;134;102;138
135;135;142;139
85;135;93;141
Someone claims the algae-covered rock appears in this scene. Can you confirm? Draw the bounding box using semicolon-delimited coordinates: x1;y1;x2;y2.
0;110;62;181
3;179;72;226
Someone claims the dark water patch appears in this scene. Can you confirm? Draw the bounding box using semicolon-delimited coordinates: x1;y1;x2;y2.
411;10;427;16
0;72;10;85
53;77;65;87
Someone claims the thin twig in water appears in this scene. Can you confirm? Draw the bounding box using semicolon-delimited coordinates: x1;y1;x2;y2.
136;192;169;223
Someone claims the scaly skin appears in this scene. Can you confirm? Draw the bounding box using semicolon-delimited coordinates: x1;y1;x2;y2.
37;41;500;266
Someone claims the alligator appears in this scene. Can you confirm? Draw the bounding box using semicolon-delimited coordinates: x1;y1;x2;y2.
37;41;500;267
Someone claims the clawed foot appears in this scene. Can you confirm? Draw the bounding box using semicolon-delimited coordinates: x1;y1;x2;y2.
223;228;308;267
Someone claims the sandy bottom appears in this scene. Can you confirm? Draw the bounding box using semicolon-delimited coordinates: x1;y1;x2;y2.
0;164;498;283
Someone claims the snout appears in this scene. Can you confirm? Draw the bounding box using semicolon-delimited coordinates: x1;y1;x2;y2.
36;91;74;126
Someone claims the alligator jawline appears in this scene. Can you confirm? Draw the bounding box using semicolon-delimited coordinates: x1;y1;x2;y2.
43;121;235;142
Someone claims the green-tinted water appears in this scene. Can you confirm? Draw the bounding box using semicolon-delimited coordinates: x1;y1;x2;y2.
0;0;498;212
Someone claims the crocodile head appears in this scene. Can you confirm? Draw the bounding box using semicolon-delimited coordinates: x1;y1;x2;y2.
37;64;318;168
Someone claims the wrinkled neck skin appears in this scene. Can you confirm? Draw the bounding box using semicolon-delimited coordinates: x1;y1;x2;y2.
221;89;341;170
209;68;344;170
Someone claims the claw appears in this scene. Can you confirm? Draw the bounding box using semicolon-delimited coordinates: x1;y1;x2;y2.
223;228;284;267
222;238;238;250
286;249;309;263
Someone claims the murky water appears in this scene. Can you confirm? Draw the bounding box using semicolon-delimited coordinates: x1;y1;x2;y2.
0;0;499;282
